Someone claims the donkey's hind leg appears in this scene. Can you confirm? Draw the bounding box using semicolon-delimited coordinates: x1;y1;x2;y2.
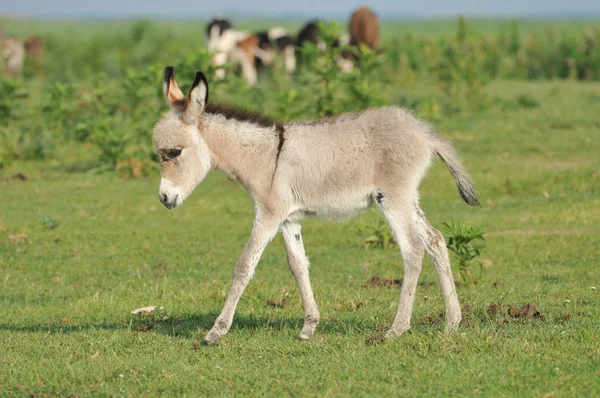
376;197;425;338
414;206;462;331
281;221;320;340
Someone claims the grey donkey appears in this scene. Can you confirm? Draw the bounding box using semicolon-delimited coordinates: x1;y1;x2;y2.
153;67;479;345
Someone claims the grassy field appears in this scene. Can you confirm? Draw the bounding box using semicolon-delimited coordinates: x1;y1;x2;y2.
1;16;600;396
1;78;599;395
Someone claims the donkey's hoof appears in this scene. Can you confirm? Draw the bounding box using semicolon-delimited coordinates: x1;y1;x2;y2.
365;335;387;346
384;327;409;340
203;332;221;346
298;333;312;342
445;316;462;333
444;324;460;334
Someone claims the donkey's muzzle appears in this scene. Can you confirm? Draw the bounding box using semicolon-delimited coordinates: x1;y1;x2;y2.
159;192;180;209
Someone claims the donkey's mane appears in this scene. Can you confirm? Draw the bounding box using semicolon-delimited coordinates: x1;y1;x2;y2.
206;102;279;128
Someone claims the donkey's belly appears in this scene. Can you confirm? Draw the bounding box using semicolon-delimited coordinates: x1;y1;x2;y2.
288;191;374;222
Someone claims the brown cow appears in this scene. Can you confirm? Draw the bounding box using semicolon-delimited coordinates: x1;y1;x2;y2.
24;36;45;61
234;27;295;85
349;7;380;50
337;7;380;72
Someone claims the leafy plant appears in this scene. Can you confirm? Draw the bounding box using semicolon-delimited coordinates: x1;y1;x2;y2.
360;210;396;249
0;77;28;124
40;214;60;229
516;93;541;109
443;220;486;284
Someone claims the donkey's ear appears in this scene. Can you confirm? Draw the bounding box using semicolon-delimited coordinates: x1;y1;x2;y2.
183;71;209;124
163;66;185;110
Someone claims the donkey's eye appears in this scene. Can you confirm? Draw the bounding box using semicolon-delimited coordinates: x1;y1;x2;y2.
166;148;182;159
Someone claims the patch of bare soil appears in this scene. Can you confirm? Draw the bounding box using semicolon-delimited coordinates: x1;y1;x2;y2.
486;301;545;322
508;303;544;320
266;298;288;308
1;173;28;182
365;335;386;346
363;275;402;288
135;324;153;332
486;302;501;317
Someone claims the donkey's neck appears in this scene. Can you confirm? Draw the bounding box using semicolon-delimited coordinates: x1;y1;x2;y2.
202;113;281;194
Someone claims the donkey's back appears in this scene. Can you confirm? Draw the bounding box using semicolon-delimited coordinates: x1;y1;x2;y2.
280;107;455;219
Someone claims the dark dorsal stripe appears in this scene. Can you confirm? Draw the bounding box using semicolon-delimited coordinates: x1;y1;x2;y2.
275;123;285;156
272;123;286;184
205;102;279;128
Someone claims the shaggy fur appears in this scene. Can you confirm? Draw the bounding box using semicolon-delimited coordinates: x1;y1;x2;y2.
153;68;479;345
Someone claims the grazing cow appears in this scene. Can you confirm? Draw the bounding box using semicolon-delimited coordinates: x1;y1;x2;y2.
24;36;45;60
205;17;249;79
295;19;328;62
205;16;232;52
338;7;381;73
24;35;45;71
235;27;295;85
2;36;25;78
154;68;479;345
295;20;321;50
349;7;380;50
295;19;352;72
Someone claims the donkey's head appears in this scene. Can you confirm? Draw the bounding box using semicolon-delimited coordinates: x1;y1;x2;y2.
154;67;212;209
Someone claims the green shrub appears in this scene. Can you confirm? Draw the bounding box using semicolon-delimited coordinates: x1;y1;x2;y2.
443;220;486;284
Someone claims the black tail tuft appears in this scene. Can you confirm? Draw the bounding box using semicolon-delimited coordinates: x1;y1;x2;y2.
431;133;480;207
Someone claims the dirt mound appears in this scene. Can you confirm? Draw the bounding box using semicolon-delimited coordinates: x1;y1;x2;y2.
508;303;544;320
363;275;402;288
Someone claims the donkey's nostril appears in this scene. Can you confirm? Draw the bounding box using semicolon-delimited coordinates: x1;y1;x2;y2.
161;193;168;203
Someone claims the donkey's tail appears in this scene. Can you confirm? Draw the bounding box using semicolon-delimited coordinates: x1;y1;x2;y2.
430;131;480;206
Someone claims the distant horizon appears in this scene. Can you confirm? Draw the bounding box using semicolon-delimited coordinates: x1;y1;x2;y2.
2;0;599;20
3;11;600;21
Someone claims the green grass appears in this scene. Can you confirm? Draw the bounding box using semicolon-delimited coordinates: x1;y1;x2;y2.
1;79;599;395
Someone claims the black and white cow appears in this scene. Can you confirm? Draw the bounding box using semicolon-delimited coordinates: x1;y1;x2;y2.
235;27;296;85
294;20;351;71
205;16;232;51
205;16;249;79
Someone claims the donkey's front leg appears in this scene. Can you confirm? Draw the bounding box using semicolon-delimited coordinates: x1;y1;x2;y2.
204;219;280;345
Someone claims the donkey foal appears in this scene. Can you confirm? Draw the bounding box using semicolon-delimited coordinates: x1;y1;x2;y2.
153;67;479;345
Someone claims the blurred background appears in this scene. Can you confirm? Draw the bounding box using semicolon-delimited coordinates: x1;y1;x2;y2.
1;2;600;395
1;1;599;173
